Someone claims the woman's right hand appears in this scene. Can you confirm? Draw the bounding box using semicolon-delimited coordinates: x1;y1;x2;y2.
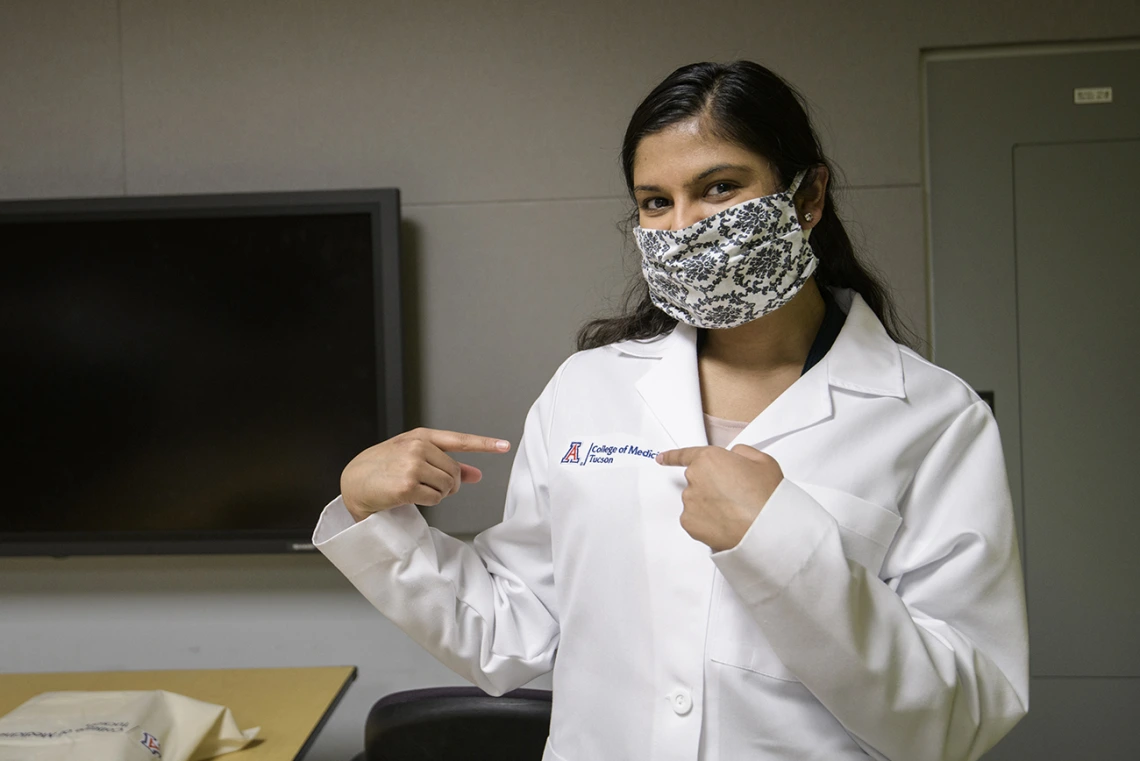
340;428;512;522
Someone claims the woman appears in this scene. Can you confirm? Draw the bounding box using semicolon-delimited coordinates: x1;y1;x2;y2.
314;61;1029;761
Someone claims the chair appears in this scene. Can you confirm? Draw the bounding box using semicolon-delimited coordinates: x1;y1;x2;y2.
358;686;553;761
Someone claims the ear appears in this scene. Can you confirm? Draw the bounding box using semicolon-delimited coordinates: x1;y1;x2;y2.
794;165;829;231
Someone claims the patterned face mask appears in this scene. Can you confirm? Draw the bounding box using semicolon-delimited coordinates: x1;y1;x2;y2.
634;170;817;329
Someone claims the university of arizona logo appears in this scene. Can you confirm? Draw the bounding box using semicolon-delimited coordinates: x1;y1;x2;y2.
560;441;582;464
559;439;660;467
140;731;162;757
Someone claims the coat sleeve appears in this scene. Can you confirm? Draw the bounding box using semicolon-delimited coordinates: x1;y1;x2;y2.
712;399;1029;761
312;368;563;696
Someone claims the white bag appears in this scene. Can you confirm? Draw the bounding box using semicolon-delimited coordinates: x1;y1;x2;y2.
0;690;259;761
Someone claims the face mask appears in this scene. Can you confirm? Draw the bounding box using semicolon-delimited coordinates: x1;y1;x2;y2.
634;170;818;329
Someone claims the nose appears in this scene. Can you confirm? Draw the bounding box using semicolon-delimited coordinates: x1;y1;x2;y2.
670;201;706;231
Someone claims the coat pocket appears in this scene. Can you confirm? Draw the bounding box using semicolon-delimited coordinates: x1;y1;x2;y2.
708;573;801;681
795;482;902;577
707;484;902;680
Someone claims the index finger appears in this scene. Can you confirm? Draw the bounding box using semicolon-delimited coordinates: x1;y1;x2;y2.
409;427;511;454
656;447;707;467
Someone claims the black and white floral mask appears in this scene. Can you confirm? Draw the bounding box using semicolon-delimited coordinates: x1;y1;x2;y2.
634;170;817;329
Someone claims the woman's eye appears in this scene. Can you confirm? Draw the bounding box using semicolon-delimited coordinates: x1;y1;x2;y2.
707;182;737;198
642;197;670;211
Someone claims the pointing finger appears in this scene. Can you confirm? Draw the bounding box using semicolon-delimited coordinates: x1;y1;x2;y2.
419;437;491;495
409;428;511;454
656;447;709;467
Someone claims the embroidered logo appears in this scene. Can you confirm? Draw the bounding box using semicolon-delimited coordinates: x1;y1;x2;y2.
560;441;582;464
140;732;162;757
559;440;660;467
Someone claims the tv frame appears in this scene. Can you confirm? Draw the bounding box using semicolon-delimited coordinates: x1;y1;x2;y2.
0;188;404;557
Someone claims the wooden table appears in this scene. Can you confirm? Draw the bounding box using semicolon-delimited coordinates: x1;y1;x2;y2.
0;665;357;761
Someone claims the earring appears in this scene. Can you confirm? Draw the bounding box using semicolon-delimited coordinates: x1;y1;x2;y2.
804;212;813;222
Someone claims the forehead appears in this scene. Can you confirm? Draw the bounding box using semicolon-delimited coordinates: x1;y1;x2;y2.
632;119;769;185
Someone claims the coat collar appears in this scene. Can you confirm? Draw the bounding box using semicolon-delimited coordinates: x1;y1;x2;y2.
822;289;906;399
614;290;905;449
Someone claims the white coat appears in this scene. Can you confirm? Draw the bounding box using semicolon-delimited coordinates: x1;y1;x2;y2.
314;290;1029;761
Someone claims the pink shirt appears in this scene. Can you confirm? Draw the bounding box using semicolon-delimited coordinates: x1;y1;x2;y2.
703;413;748;448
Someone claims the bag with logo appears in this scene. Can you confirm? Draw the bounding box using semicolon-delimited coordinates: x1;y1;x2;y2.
0;690;258;761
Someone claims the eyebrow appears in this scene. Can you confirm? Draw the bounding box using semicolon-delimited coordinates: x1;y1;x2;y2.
633;163;754;193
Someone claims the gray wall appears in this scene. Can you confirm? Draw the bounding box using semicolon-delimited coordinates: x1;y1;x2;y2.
2;2;1138;759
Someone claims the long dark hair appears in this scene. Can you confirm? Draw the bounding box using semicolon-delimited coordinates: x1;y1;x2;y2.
576;61;914;350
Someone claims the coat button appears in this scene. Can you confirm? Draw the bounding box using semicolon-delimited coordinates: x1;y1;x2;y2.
669;688;693;716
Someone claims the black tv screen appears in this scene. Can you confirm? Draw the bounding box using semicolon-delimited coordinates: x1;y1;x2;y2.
0;190;403;556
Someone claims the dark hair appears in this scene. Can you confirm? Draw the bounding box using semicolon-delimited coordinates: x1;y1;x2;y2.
576;60;915;351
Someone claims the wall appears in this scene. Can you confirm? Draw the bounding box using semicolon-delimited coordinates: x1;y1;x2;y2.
2;2;1138;759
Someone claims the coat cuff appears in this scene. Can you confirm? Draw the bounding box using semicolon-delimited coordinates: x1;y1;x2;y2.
312;497;430;578
712;479;837;605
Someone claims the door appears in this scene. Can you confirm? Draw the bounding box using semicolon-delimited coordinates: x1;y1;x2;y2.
1014;139;1140;681
925;43;1140;759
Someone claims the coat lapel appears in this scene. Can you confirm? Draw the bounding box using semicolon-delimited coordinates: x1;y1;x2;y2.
730;367;834;450
622;292;906;452
627;320;830;452
733;292;906;448
631;324;709;449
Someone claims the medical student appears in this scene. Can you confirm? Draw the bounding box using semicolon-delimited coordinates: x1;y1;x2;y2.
314;61;1029;761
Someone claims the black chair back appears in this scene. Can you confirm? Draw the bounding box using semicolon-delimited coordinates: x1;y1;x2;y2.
363;686;552;761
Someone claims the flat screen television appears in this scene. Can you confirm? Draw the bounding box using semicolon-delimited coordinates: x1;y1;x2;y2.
0;189;403;556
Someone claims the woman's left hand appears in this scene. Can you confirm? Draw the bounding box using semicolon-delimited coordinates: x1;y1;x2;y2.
656;444;784;551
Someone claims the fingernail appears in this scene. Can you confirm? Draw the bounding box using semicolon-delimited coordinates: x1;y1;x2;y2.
495;440;510;451
655;453;663;464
